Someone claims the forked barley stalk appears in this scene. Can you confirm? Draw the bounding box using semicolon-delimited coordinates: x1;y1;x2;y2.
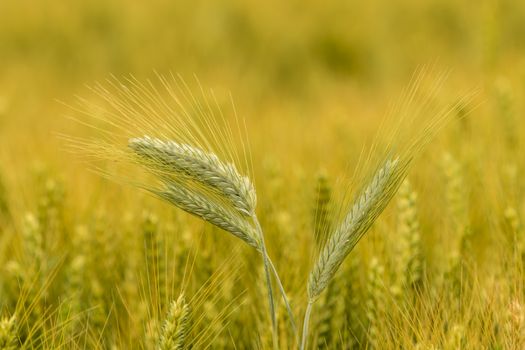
69;71;472;348
129;136;295;347
301;157;407;349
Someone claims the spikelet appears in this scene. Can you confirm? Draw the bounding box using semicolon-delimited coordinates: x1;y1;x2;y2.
157;295;191;350
0;316;17;350
308;158;405;301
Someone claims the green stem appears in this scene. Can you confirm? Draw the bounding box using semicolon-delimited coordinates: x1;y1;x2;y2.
300;301;314;350
253;215;278;349
267;257;297;337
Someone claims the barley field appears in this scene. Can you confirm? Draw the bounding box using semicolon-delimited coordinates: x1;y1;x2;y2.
1;0;525;349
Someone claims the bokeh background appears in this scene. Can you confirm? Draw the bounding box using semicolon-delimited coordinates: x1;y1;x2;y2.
2;0;524;156
1;0;525;348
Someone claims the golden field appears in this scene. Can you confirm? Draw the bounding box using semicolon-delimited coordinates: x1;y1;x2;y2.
0;0;525;349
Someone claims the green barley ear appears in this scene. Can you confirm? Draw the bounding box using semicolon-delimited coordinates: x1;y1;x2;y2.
157;295;191;350
128;137;262;250
0;316;17;350
301;158;407;350
69;76;295;344
153;182;260;249
152;178;295;343
129;136;256;216
299;67;476;349
308;158;405;301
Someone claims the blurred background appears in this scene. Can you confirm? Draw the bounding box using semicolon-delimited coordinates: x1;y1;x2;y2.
1;0;524;156
1;0;525;348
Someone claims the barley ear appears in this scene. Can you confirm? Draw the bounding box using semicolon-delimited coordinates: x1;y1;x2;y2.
129;136;256;215
308;158;405;301
154;182;261;250
301;158;406;350
157;295;191;350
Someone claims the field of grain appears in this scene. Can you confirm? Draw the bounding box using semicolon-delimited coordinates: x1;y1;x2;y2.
1;0;525;349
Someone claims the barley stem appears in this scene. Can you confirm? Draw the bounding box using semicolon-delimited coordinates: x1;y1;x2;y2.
300;301;314;350
252;215;278;349
267;257;297;337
